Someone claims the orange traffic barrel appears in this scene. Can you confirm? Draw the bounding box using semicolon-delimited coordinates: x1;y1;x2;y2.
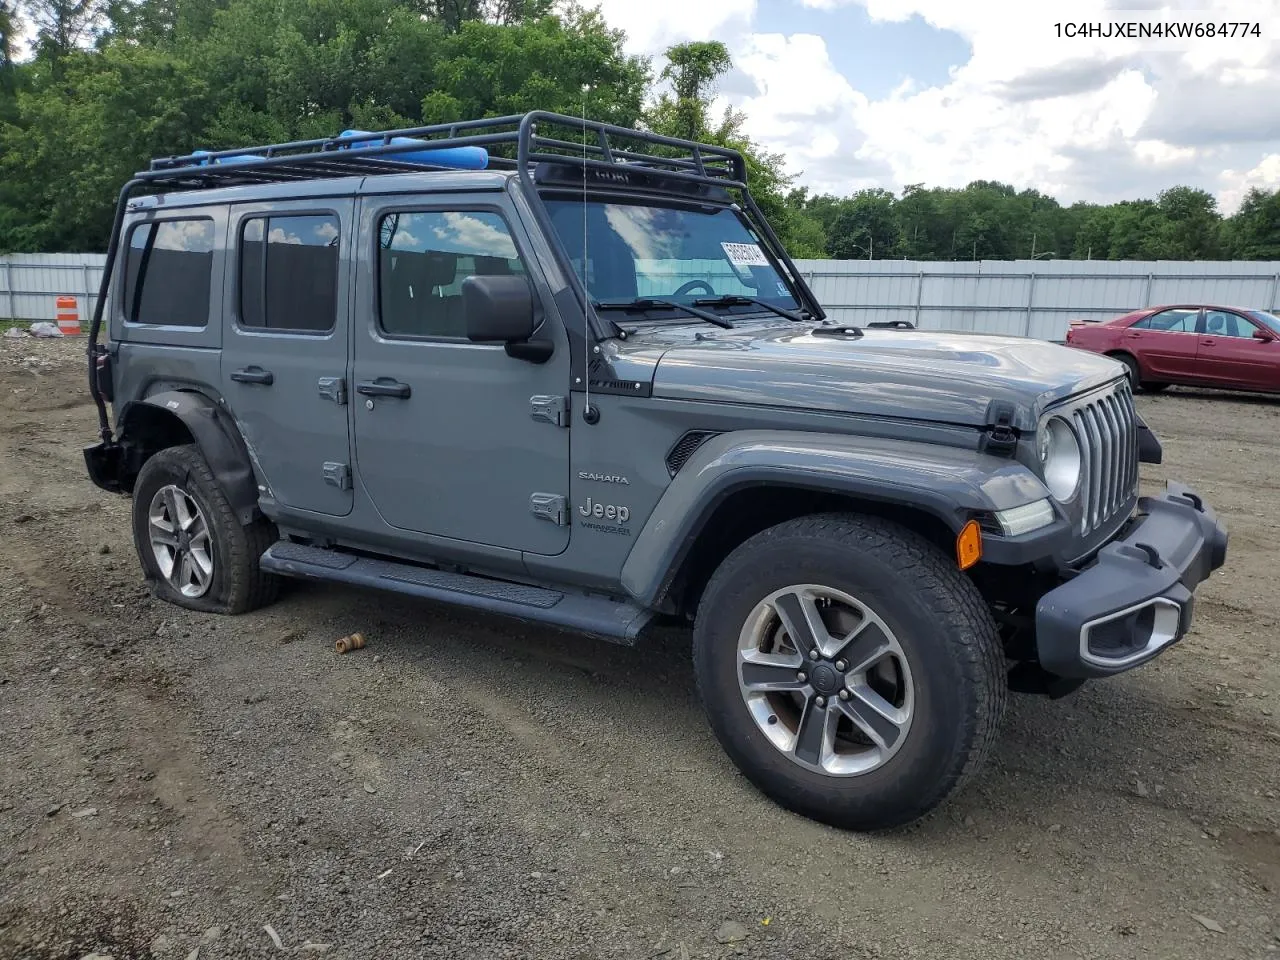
55;296;81;336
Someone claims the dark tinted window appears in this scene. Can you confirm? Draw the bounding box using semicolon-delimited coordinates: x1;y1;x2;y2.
378;211;526;339
240;214;340;332
124;218;214;326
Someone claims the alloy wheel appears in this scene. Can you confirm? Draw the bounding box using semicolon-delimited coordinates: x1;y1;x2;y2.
147;484;214;599
736;584;914;776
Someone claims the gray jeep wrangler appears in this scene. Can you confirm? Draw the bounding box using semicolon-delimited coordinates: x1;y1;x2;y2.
84;113;1228;831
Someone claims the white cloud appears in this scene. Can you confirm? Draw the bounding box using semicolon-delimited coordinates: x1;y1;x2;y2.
585;0;1280;211
584;0;756;55
1218;153;1280;213
717;33;873;193
431;212;518;259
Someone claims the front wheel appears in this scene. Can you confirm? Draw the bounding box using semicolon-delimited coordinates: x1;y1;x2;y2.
692;513;1006;831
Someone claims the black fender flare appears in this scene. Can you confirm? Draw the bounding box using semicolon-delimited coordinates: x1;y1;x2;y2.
619;429;1068;607
119;391;261;525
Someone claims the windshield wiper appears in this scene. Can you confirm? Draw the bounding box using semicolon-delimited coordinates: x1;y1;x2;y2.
693;295;805;323
594;297;734;330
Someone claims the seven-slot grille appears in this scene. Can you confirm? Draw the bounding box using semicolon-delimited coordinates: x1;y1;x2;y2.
1070;380;1139;535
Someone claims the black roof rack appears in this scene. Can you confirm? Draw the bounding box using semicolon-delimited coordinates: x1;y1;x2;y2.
138;111;749;194
87;112;823;445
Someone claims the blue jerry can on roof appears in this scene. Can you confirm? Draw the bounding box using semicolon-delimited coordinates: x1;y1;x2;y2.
186;132;489;172
336;129;489;170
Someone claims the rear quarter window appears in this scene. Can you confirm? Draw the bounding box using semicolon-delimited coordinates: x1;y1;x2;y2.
123;218;215;327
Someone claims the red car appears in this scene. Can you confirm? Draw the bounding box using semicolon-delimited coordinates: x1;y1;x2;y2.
1065;304;1280;393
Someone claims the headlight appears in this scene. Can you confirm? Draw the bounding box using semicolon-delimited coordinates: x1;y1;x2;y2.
1039;416;1081;501
992;499;1056;536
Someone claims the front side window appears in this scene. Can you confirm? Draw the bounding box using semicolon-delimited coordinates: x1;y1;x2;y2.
1203;310;1253;338
124;218;214;326
239;214;340;332
543;199;798;313
378;210;526;339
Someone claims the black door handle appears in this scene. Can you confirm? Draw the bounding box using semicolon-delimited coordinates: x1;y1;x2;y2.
231;366;274;385
356;379;411;399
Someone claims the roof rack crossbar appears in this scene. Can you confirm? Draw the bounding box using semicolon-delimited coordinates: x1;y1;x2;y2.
136;111;748;195
528;137;735;176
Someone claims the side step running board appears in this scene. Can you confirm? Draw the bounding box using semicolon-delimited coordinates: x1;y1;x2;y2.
259;542;652;644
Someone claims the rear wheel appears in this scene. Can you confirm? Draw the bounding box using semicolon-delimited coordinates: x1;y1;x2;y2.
692;513;1006;831
131;444;279;615
1112;352;1167;393
1113;352;1142;388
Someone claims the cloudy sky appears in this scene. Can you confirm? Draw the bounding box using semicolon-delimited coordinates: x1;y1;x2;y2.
588;0;1280;213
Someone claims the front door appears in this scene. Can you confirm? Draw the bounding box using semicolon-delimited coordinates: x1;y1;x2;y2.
221;200;355;516
1197;309;1279;390
351;196;571;555
1125;307;1201;380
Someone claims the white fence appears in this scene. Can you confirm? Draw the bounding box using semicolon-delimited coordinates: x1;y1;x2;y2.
1;253;105;327
793;259;1280;342
6;252;1280;342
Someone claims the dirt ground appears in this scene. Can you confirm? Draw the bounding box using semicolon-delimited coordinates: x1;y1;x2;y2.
0;335;1276;960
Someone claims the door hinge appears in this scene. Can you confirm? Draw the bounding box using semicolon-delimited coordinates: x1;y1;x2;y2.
530;492;568;525
981;400;1018;457
318;377;347;405
323;462;351;490
530;394;569;427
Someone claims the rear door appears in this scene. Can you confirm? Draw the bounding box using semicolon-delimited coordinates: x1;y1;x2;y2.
221;199;356;516
1123;307;1201;380
1198;309;1280;390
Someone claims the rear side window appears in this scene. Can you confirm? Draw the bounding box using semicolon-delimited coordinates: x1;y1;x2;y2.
1132;308;1197;333
124;218;214;327
377;210;526;339
239;214;340;333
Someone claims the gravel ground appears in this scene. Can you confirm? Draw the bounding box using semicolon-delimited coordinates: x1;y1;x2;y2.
0;335;1277;960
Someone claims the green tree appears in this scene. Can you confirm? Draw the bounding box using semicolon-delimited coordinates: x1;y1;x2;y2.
1223;188;1280;260
1;0;19;69
20;0;106;72
826;188;899;260
0;42;207;250
422;8;648;129
0;0;20;124
653;40;730;141
1154;185;1221;259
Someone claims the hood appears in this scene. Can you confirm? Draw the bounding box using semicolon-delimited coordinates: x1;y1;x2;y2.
631;324;1124;431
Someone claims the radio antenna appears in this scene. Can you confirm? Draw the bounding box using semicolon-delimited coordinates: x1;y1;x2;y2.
581;83;597;424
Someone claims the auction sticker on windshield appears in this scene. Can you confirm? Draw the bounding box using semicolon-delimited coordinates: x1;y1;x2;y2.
721;242;770;266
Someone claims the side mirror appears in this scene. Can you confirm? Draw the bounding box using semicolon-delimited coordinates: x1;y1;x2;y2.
463;275;537;343
1253;328;1275;342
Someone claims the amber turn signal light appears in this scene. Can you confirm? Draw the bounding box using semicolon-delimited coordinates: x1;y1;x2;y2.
956;520;983;570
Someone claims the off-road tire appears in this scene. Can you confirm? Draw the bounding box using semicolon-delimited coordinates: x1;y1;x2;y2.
692;512;1006;831
131;444;279;615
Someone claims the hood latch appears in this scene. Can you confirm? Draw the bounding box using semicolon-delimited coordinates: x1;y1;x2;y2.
981;400;1018;457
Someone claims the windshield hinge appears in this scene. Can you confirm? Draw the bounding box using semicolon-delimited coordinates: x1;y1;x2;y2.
981;401;1018;457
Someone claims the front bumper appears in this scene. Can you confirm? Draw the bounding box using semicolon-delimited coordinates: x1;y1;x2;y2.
1035;481;1227;679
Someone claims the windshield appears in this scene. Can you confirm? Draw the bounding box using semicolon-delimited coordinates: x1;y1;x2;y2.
1248;310;1280;334
543;199;800;312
